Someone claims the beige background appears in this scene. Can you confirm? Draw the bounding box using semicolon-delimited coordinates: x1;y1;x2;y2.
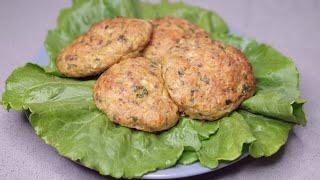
1;0;320;179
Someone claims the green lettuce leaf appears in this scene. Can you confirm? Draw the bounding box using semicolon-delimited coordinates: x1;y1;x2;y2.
45;0;228;76
197;112;255;168
212;33;306;125
239;110;293;158
2;63;220;178
178;111;293;167
178;151;198;165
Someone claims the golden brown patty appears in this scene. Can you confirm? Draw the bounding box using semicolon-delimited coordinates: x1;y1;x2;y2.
143;16;208;63
57;17;152;77
93;57;179;132
162;38;256;120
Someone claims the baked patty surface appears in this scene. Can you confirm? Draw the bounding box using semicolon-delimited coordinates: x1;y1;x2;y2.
143;16;208;63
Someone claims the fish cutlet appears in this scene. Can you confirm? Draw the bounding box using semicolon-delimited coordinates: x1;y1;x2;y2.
93;57;179;132
57;17;152;78
162;38;256;120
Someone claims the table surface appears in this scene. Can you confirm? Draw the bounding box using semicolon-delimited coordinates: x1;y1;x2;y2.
1;0;320;179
